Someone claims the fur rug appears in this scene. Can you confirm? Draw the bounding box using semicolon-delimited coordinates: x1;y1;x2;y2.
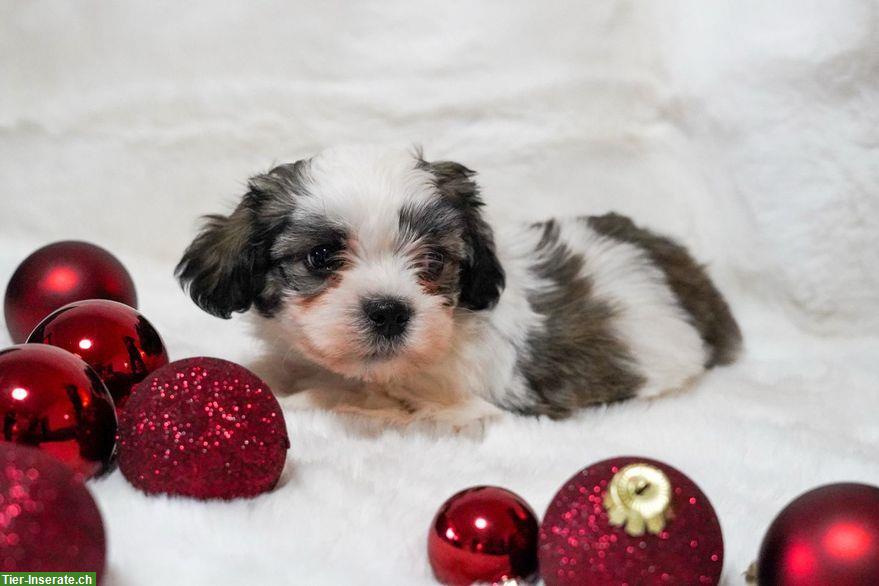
1;1;877;583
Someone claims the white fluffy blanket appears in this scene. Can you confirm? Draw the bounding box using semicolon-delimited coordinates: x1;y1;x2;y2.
2;1;878;584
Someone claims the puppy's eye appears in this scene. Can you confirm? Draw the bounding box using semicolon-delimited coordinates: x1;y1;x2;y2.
419;251;445;281
305;243;343;273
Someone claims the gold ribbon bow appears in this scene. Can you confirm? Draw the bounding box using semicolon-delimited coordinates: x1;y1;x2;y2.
603;463;673;536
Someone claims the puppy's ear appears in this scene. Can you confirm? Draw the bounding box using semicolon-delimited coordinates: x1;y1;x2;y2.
426;159;505;310
176;169;296;318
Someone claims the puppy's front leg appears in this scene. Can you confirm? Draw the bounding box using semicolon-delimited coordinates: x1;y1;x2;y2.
391;392;503;435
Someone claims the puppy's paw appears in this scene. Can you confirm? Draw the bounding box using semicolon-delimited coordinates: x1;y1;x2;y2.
290;386;414;422
411;400;504;437
332;397;416;426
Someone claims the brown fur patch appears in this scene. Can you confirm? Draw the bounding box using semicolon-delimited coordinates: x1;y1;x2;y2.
518;220;646;419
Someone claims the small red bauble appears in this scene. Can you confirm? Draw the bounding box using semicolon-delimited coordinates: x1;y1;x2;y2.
28;299;169;408
428;486;539;585
0;344;117;479
755;483;879;586
117;357;289;500
0;443;106;578
539;456;724;586
4;240;137;343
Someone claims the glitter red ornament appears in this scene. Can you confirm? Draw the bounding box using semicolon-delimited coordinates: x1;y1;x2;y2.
0;443;106;577
28;299;169;408
0;344;117;479
754;483;879;585
4;240;137;343
117;357;289;500
428;486;539;585
539;456;724;586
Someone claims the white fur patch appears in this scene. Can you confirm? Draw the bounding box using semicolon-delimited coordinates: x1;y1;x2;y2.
558;219;709;397
294;145;437;256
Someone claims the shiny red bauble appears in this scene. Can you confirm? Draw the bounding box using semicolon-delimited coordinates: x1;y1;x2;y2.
539;457;724;586
118;357;289;500
0;443;106;578
29;299;169;408
756;483;879;585
4;241;137;343
428;486;539;585
0;344;117;479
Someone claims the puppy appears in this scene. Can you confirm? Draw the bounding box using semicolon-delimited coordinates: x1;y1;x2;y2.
177;145;741;422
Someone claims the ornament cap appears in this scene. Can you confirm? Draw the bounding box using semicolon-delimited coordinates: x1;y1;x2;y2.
603;462;672;536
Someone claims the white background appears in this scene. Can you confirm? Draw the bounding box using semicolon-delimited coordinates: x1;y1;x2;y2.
1;1;878;583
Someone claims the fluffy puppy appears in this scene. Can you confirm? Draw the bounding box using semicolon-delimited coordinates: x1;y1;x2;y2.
177;145;741;422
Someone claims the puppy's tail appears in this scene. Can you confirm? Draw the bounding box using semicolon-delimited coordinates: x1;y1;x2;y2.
697;288;742;368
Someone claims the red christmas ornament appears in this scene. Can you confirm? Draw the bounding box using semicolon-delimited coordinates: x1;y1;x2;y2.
539;456;723;586
0;344;117;479
755;483;879;585
0;443;106;578
428;486;539;585
117;357;289;500
28;299;169;408
4;241;137;343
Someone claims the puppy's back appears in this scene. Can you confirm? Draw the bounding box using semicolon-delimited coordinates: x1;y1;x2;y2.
586;213;742;367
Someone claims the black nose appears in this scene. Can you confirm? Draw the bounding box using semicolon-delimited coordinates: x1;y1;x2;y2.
362;297;412;338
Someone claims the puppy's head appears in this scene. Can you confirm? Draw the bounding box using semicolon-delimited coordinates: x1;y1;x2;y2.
176;146;504;381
